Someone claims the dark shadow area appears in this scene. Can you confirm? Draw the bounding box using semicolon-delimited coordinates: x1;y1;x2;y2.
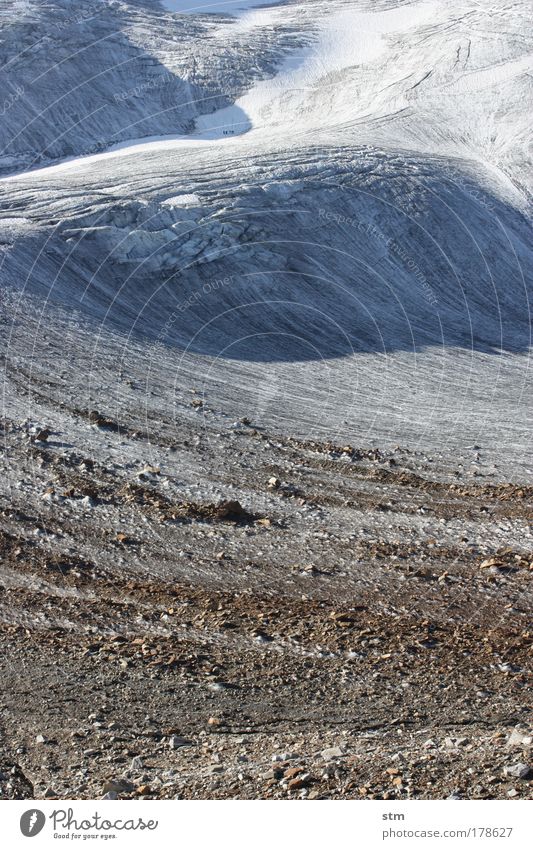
0;0;286;174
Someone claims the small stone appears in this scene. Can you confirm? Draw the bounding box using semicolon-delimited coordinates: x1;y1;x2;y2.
214;500;250;522
35;734;46;744
507;729;532;747
44;786;56;798
272;752;297;762
331;611;355;625
136;785;151;795
130;756;143;770
503;763;531;780
480;557;501;569
102;779;134;794
141;465;160;476
102;791;118;800
168;735;192;749
321;746;345;761
284;766;304;779
267;477;281;489
288;773;310;790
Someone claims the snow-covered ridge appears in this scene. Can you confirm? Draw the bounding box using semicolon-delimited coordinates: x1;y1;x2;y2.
1;0;531;190
194;1;441;137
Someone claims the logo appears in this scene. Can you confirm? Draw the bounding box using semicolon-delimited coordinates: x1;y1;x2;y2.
20;809;46;837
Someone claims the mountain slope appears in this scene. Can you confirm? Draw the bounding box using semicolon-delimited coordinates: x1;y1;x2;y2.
0;0;531;803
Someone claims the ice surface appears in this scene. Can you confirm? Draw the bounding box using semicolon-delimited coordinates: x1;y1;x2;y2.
0;0;531;473
162;193;202;206
162;0;275;14
197;1;440;136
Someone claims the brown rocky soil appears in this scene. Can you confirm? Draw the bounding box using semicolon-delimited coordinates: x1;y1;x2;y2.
0;411;532;800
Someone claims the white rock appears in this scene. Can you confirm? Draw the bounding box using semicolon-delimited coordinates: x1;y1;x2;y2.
507;728;532;747
321;746;345;761
503;763;531;780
